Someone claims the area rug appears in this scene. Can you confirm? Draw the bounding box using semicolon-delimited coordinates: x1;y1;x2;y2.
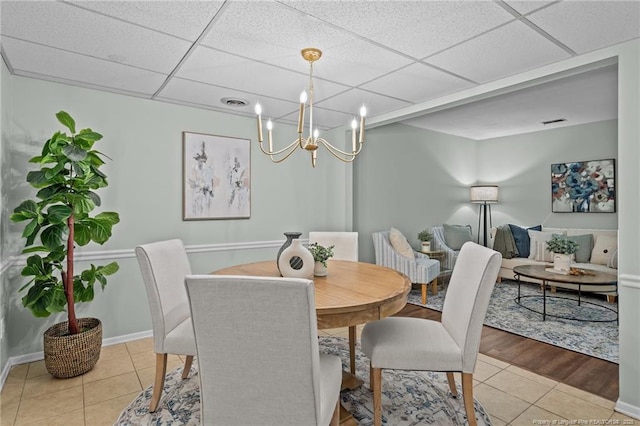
116;336;493;425
408;280;618;363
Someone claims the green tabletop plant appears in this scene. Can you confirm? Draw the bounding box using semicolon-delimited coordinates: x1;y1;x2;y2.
546;235;579;254
308;243;335;267
417;229;433;252
417;229;433;243
11;111;120;337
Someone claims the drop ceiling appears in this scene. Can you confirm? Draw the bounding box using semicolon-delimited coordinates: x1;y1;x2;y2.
1;1;638;138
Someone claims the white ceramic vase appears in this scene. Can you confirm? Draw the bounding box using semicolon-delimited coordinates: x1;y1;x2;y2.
278;239;314;279
421;242;431;252
314;261;327;277
553;253;573;272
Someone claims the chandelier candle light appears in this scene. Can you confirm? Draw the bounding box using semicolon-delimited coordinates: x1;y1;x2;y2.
254;48;366;167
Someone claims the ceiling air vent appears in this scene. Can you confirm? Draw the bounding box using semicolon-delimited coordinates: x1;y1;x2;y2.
220;97;249;108
541;118;567;125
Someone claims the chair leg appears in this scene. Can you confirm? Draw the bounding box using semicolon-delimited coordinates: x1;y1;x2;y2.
372;367;382;426
446;372;458;397
462;372;476;426
349;326;357;374
607;294;617;303
431;277;438;295
182;355;194;379
421;284;427;304
150;353;168;412
330;399;340;426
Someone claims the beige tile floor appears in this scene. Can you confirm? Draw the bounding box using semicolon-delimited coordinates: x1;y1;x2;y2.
1;327;636;426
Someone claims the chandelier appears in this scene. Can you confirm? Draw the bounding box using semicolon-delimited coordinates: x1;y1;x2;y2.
254;48;366;167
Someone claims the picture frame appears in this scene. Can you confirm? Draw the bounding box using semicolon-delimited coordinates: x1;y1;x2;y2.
183;131;251;220
551;158;615;213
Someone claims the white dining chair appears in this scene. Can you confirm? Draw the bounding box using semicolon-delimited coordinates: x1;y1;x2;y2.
185;275;342;426
309;231;360;374
360;242;501;426
308;231;359;262
135;239;196;412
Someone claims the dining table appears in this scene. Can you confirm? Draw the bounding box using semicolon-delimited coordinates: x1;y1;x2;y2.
212;259;411;425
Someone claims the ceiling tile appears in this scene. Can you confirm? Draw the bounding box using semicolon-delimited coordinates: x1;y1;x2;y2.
426;20;571;83
3;38;167;96
281;0;515;58
71;1;224;41
0;1;192;73
157;77;299;119
175;47;349;103
403;65;618;140
280;107;355;130
504;1;555;16
201;1;412;86
315;88;411;119
360;63;475;103
527;1;640;54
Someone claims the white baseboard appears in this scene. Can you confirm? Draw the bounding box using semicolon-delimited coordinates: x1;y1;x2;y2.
615;399;640;420
0;328;152;391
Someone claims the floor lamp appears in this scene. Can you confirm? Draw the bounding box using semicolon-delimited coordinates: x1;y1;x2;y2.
470;185;499;247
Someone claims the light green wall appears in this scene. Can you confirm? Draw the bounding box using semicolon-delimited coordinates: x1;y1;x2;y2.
3;75;351;359
353;123;478;262
478;119;618;229
615;40;640;417
1;57;12;375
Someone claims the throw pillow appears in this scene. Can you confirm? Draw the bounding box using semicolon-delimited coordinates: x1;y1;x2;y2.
565;234;594;263
607;250;618;269
527;230;556;262
509;224;542;258
443;224;473;250
389;227;415;259
591;235;617;266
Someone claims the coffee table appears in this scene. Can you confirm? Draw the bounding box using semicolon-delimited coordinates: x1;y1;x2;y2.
513;265;618;323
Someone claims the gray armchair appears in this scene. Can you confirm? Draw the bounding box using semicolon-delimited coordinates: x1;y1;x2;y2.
372;231;440;304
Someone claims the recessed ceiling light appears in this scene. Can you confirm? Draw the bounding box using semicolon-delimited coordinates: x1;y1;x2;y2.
541;118;567;125
221;97;249;108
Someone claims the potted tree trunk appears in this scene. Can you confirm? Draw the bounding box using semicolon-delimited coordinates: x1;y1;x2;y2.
11;111;120;378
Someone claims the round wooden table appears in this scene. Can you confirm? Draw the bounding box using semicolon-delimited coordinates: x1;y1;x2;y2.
213;259;411;425
213;259;411;330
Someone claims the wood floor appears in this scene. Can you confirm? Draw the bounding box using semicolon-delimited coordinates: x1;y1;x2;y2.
396;303;619;402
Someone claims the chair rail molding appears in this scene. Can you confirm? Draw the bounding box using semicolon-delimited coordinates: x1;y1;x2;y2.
6;239;308;266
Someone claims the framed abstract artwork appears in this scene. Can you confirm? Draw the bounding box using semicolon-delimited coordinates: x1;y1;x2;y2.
183;132;251;220
551;159;615;213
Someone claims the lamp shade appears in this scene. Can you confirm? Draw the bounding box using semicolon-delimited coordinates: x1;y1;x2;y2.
470;185;499;203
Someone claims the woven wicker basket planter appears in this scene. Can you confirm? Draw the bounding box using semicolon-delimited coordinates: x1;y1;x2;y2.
43;317;102;378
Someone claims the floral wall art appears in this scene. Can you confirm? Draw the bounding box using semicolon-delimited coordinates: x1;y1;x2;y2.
551;159;615;213
183;132;250;220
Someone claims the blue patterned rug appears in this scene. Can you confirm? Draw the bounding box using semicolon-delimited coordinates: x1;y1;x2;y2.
408;280;618;363
116;336;493;425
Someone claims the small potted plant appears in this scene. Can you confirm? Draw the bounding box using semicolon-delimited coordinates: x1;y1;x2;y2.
308;243;335;277
546;236;579;272
417;229;433;253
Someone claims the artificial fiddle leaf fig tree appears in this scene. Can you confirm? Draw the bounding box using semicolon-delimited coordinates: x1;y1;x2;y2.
11;111;119;336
